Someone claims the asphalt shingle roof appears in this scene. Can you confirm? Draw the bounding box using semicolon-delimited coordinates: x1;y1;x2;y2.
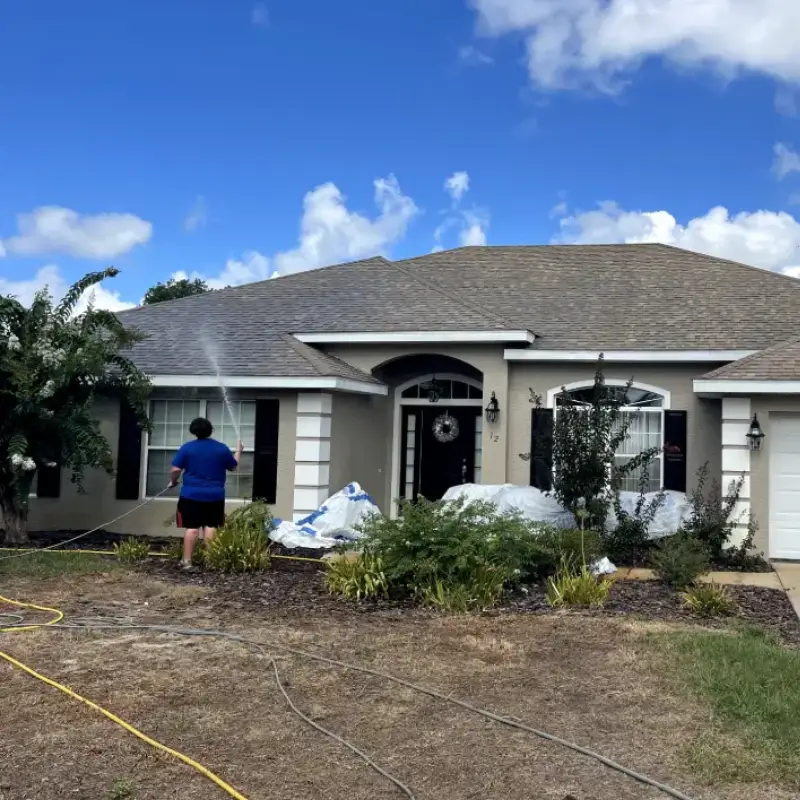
702;338;800;381
396;244;800;351
119;244;800;377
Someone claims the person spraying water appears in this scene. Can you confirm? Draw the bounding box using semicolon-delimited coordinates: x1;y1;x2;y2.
168;417;243;570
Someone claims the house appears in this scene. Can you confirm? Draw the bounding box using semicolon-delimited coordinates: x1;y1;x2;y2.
27;243;800;560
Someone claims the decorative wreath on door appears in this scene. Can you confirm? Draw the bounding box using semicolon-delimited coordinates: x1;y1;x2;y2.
432;413;460;443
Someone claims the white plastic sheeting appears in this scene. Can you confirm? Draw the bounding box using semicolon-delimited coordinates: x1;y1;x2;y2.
269;482;380;550
442;483;691;539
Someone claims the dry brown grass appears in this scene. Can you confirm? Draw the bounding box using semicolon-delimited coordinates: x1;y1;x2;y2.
0;569;796;800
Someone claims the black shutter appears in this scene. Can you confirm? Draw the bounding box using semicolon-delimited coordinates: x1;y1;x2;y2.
252;399;280;503
116;400;143;500
36;464;61;498
663;410;688;492
530;408;554;491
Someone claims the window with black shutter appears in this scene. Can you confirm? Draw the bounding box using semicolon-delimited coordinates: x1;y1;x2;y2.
530;408;554;491
252;399;280;503
116;399;143;500
663;410;688;492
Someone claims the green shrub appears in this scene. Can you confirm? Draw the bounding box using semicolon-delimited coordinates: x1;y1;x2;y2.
651;534;710;588
603;513;651;565
166;538;183;560
108;779;135;800
325;553;388;600
113;537;150;564
204;501;271;572
535;526;602;570
683;464;763;565
358;498;548;597
547;559;612;608
418;565;509;613
681;582;738;617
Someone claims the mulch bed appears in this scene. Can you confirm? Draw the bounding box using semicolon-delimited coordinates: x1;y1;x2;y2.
9;530;800;644
140;556;800;646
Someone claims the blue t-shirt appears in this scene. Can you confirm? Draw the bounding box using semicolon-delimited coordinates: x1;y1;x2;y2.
172;438;238;502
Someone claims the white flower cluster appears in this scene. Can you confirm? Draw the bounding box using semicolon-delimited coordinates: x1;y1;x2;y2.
39;380;56;398
10;453;36;471
34;341;66;367
6;333;21;352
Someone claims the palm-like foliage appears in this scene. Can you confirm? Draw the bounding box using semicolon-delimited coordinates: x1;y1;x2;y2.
0;268;151;543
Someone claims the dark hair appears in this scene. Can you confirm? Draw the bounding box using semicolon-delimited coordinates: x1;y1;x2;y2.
189;417;213;439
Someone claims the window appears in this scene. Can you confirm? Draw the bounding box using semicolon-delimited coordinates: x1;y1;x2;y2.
401;378;482;400
555;384;666;493
146;399;256;499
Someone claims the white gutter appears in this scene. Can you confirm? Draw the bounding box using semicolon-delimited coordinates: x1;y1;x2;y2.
694;379;800;395
149;375;388;395
294;330;536;345
504;349;757;363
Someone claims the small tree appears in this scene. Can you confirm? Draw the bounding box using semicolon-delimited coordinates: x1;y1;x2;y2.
527;356;660;528
0;269;151;544
143;277;209;305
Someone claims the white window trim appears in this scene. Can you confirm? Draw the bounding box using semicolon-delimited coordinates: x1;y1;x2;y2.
390;373;484;518
546;379;670;492
141;398;256;501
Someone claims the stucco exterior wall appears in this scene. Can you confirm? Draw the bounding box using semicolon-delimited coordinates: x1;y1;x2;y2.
506;362;723;489
27;389;297;536
329;393;392;509
325;344;510;508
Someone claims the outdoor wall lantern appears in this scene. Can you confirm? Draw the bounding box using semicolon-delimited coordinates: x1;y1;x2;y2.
485;392;500;424
746;414;765;451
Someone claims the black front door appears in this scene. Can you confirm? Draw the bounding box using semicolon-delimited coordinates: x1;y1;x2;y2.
401;407;479;502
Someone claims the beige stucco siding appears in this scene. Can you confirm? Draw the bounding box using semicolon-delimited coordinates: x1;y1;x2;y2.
325;344;510;497
28;389;297;536
506;362;722;489
329;393;392;509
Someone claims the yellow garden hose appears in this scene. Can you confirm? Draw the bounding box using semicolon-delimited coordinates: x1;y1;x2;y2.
0;546;322;564
0;593;251;800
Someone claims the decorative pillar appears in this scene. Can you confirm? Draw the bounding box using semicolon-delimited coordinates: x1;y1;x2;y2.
292;393;332;522
721;397;752;547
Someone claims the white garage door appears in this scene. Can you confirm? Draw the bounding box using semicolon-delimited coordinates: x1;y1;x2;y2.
770;414;800;560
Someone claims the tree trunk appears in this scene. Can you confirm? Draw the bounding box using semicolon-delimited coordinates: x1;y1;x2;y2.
0;492;29;545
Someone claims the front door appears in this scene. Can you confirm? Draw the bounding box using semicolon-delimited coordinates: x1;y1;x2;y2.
401;407;479;502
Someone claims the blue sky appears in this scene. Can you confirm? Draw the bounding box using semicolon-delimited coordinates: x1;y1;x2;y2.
1;0;800;309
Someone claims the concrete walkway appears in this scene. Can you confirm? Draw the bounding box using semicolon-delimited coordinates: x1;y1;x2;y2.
613;567;783;589
773;563;800;617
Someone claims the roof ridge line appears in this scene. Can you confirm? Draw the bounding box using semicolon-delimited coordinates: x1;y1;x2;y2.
279;334;328;376
387;260;517;331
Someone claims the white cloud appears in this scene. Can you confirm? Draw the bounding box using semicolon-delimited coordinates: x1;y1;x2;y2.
776;87;800;117
469;0;800;92
179;175;418;287
0;264;136;313
272;175;418;274
183;195;208;232
444;171;471;203
460;211;489;246
458;44;494;66
555;201;800;274
173;251;273;290
1;206;152;259
435;171;489;249
773;143;800;180
251;2;269;27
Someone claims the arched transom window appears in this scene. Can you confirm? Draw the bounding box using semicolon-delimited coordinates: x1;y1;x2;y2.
551;381;669;493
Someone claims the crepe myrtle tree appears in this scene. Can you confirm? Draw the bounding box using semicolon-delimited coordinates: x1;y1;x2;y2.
0;268;151;545
524;356;660;528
